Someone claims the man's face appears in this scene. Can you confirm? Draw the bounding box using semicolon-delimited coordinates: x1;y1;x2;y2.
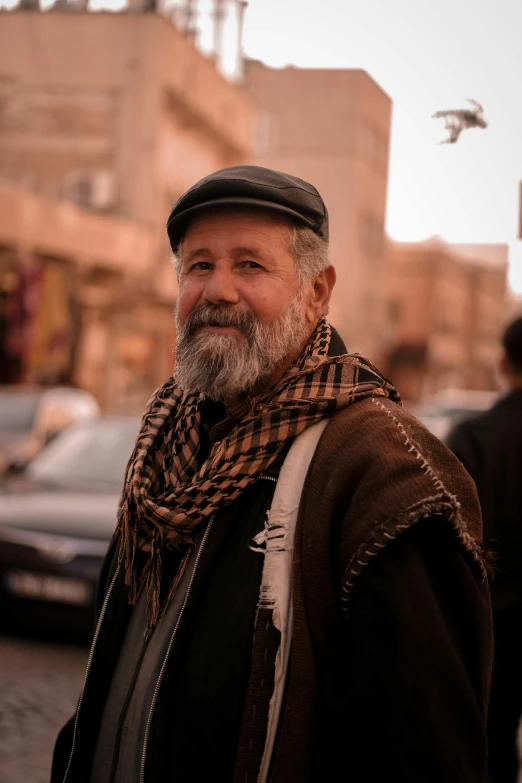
174;208;316;401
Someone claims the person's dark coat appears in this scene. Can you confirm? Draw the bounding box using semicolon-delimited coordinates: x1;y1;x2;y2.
447;388;522;783
446;388;522;614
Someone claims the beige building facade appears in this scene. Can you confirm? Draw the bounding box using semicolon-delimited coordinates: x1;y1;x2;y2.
0;9;254;411
244;60;392;361
385;237;509;402
0;184;166;412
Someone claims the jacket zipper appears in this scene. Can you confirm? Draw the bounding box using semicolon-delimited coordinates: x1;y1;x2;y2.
139;513;216;783
260;474;278;483
62;553;124;783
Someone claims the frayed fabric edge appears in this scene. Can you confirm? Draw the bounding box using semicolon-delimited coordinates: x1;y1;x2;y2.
254;419;328;783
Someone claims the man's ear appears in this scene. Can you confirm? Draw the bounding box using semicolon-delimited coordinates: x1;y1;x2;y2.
305;265;336;323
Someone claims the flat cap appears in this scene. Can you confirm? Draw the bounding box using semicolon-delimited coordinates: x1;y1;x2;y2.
166;165;329;250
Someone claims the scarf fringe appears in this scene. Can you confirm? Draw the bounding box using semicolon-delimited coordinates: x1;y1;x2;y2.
155;545;194;629
144;533;163;630
120;499;195;634
120;499;141;606
137;533;194;633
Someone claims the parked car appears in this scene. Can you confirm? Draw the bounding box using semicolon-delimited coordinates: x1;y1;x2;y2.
0;386;101;474
0;416;139;638
413;388;498;442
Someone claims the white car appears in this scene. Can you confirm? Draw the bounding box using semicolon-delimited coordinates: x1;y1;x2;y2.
0;386;100;474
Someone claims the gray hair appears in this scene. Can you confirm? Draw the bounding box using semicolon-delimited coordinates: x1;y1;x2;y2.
171;223;330;284
287;224;330;285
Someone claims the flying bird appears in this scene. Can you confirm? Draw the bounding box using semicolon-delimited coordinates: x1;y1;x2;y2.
432;99;488;144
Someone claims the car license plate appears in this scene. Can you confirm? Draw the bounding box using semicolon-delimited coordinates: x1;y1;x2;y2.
4;570;92;606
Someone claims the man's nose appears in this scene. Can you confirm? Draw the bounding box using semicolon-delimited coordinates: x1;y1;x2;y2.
202;266;240;305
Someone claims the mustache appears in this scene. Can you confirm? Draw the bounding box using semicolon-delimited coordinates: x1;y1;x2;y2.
182;304;258;340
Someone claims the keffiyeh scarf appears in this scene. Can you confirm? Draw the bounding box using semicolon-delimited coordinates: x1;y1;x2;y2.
118;318;400;628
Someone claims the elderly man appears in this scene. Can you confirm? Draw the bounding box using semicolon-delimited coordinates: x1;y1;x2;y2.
52;166;491;783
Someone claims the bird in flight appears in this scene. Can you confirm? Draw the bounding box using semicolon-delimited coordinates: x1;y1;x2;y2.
432;99;488;144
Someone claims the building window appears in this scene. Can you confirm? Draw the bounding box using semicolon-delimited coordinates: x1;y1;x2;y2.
359;124;388;174
63;170;116;212
360;125;378;165
360;213;383;259
388;298;402;323
252;113;275;154
437;300;459;335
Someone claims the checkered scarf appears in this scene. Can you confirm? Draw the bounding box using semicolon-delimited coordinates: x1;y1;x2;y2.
118;317;400;628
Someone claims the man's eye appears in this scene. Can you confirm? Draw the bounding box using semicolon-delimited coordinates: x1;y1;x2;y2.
189;262;212;271
240;260;262;269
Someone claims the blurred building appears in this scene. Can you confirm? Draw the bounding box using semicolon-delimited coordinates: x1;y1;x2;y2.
0;8;254;411
385;237;509;403
244;60;392;361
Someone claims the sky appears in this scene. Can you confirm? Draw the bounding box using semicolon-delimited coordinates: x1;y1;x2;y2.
2;0;522;290
240;0;522;291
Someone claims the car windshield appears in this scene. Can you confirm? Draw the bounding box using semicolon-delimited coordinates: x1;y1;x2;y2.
0;392;40;432
25;419;139;489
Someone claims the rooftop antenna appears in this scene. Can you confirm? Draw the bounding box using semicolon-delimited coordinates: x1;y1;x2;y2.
212;0;227;69
235;0;248;80
127;0;158;10
17;0;40;9
184;0;198;38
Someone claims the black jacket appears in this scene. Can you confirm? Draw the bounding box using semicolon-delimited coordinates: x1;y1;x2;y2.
446;388;522;613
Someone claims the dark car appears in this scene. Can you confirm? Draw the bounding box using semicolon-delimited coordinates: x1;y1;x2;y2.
0;416;139;638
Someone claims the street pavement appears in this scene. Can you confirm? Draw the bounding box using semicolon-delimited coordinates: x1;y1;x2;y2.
0;634;88;783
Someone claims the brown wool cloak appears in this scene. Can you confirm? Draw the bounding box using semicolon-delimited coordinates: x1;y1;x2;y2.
234;395;492;783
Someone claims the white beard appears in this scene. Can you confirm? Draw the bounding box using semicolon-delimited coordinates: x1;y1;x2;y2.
174;295;310;400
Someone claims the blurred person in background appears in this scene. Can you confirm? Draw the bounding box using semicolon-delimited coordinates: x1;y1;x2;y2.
53;166;491;783
447;316;522;783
